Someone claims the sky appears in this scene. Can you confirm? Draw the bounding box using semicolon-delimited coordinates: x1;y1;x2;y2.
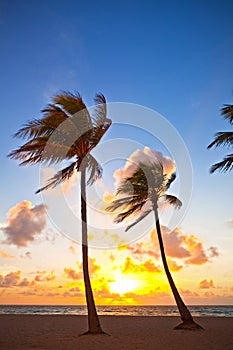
0;0;232;305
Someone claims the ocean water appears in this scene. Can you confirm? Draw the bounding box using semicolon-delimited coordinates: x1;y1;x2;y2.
0;305;232;317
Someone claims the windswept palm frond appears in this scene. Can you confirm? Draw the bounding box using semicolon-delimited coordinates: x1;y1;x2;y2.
165;172;176;190
207;131;233;149
208;100;233;173
86;154;102;185
35;161;78;193
106;194;146;212
14;105;70;140
221;104;233;124
10;91;111;186
113;200;147;223
210;154;233;173
93;93;107;127
163;195;182;209
53;92;93;133
125;209;152;232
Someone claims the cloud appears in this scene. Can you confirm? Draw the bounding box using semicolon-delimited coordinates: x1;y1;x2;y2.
184;234;209;265
103;147;175;205
113;147;175;185
64;257;101;281
0;271;34;288
127;242;160;259
199;279;215;289
62;286;83;298
0;250;15;258
1;201;47;247
34;270;56;282
126;225;218;267
121;257;161;274
0;271;21;287
179;289;199;297
167;258;183;272
64;267;81;280
227;219;233;228
151;227;191;259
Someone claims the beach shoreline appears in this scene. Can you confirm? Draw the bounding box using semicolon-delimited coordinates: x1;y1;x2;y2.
0;315;232;350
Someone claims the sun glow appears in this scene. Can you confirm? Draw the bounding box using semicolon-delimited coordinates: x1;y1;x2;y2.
109;278;140;295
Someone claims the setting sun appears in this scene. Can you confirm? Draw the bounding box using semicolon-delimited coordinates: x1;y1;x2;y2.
109;278;140;295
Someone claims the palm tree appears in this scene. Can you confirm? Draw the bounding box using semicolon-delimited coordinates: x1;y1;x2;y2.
208;103;233;173
9;91;112;334
107;160;203;330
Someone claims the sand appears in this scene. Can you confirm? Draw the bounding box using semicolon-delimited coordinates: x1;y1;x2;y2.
0;315;232;350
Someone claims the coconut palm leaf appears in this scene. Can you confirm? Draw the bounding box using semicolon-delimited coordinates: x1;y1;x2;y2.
221;104;233;124
125;209;152;232
208;100;233;173
165;172;176;190
163;194;182;209
86;154;103;185
93;93;107;127
207;131;233;149
35;161;78;193
210;153;233;173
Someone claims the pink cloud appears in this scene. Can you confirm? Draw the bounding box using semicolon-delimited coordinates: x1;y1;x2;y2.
1;201;47;247
125;225;218;267
0;271;34;288
113;147;175;185
64;257;101;280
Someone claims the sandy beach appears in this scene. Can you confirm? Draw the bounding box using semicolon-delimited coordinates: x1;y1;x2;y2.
0;315;232;350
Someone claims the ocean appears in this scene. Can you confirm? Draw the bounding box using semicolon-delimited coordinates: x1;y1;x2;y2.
0;305;232;317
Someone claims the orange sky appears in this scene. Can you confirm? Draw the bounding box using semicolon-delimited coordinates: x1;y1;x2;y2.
0;200;232;305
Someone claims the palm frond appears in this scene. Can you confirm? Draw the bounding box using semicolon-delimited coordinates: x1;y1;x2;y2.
113;201;147;223
53;92;93;134
209;154;233;173
93;93;107;127
85;154;103;185
221;104;233;124
207;132;233;149
162;195;182;209
125;209;152;232
106;194;145;213
165;172;176;190
36;161;77;193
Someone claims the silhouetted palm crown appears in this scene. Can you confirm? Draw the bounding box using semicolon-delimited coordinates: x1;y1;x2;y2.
208;104;233;173
107;161;181;230
9;92;112;190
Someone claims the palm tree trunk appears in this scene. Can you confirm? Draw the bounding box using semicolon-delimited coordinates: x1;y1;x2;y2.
153;204;203;330
81;168;104;334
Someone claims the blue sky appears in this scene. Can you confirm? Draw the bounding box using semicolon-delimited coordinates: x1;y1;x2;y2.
1;0;232;210
0;1;232;304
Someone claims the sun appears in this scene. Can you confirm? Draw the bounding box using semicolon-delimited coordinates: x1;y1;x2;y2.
109;278;139;295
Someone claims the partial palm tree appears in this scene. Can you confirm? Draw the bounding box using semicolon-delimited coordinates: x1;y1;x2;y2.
9;91;112;334
107;160;203;330
208;103;233;173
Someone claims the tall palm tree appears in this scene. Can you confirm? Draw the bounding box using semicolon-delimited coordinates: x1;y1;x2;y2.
9;91;112;334
107;161;203;330
208;103;233;173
